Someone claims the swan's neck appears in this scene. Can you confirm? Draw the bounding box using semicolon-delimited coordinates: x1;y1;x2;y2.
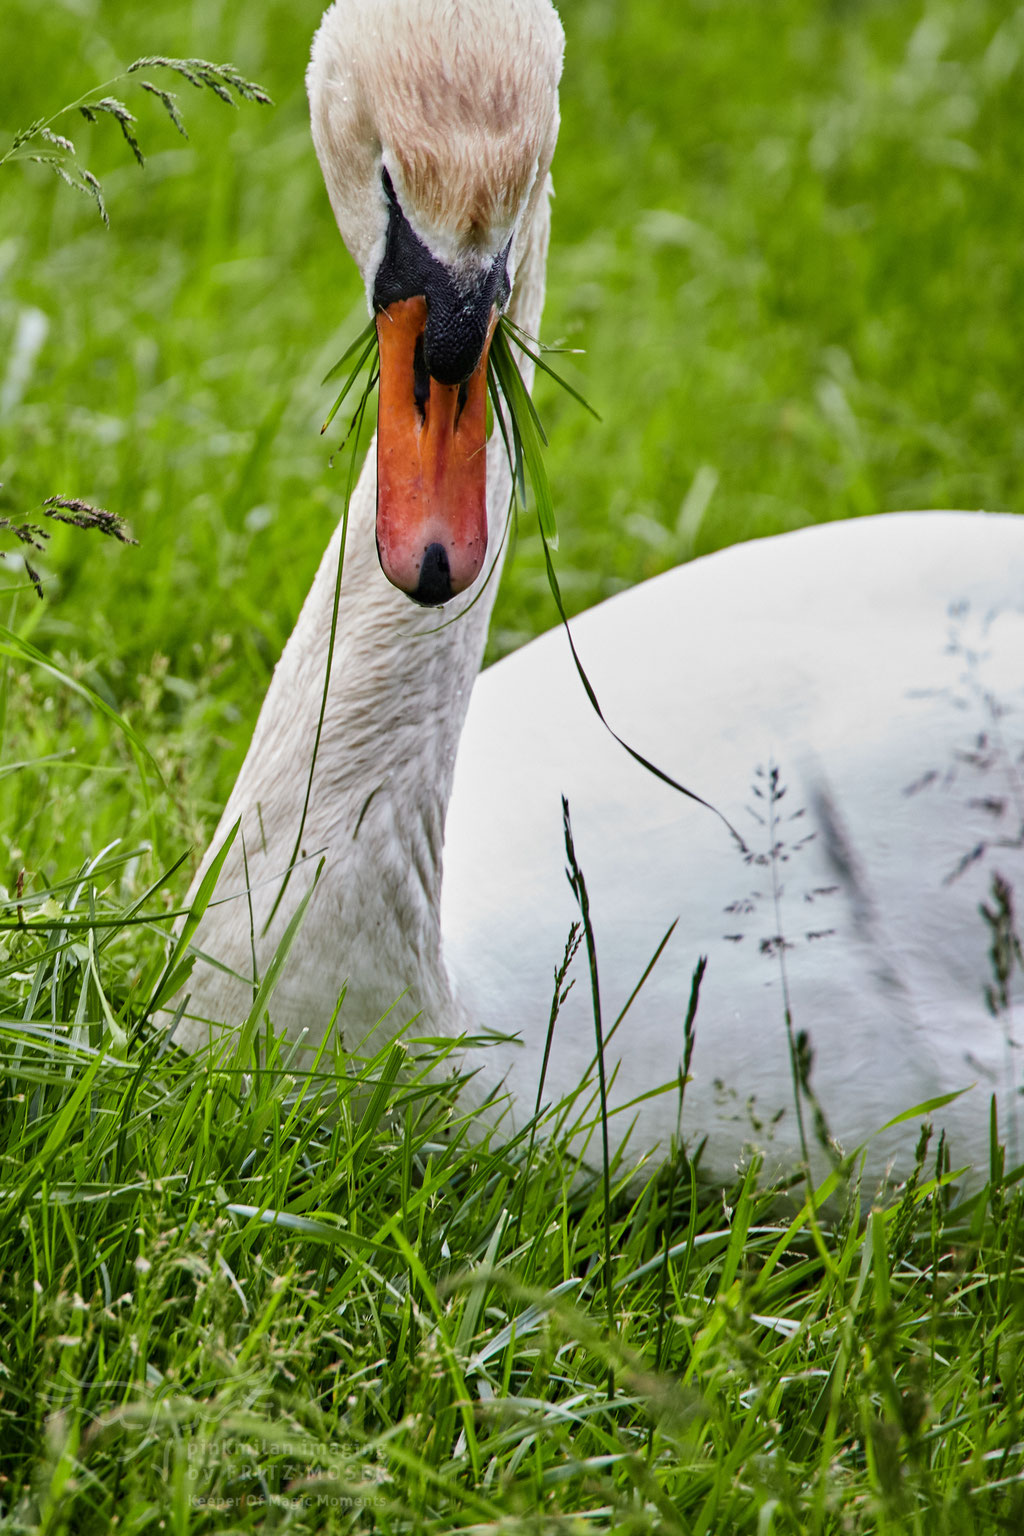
212;186;551;1039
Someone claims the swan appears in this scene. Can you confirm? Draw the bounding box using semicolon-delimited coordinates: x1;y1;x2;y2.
172;0;1024;1193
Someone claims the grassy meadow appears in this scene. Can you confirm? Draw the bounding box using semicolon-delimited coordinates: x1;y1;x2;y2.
1;0;1023;1528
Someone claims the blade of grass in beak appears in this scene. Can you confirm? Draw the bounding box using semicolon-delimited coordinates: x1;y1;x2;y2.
489;324;557;546
539;533;747;850
491;315;743;847
321;327;379;434
492;323;548;446
320;317;378;387
502;320;601;421
502;316;581;354
329;365;378;462
488;367;524;510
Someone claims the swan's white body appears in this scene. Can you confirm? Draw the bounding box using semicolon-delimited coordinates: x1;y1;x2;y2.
174;0;1024;1192
443;511;1024;1186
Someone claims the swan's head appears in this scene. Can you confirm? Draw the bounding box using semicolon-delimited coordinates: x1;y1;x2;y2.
308;0;564;604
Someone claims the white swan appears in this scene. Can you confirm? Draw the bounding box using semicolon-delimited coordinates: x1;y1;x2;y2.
174;0;1024;1193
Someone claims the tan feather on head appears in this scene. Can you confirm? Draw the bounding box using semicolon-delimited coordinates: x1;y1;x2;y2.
308;0;564;289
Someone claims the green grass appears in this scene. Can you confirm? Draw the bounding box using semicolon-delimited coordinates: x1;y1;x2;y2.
1;852;1023;1533
1;895;1023;1532
1;0;1023;1528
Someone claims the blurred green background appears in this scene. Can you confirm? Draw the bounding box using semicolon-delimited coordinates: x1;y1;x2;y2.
0;0;1021;881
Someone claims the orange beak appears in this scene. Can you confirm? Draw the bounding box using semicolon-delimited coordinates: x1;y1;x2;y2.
375;296;495;605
